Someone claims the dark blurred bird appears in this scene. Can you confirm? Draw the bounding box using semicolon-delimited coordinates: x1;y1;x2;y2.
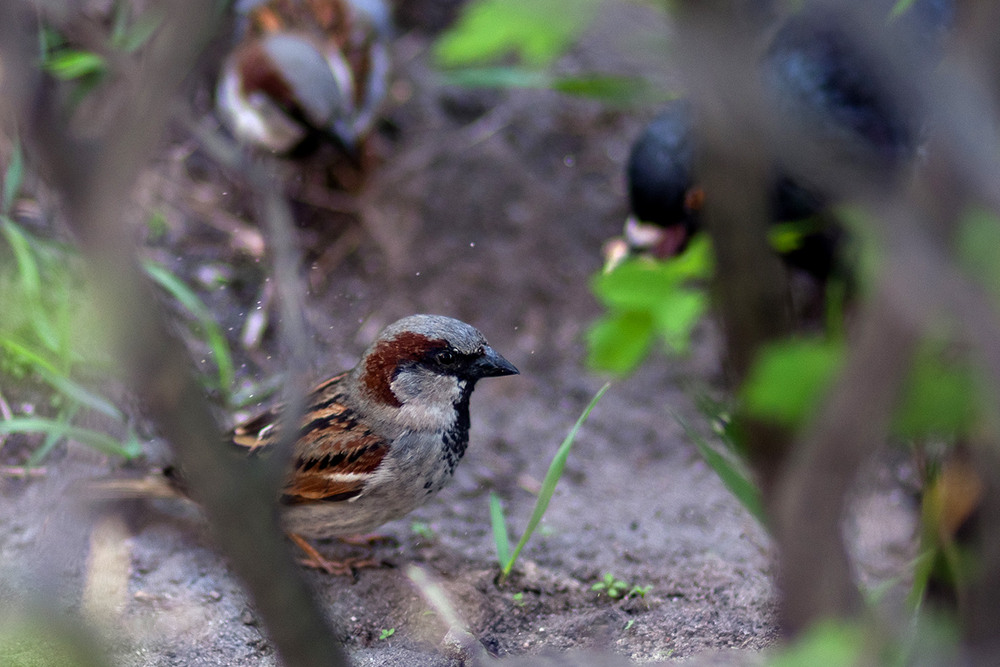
216;0;392;156
610;0;953;282
613;98;839;283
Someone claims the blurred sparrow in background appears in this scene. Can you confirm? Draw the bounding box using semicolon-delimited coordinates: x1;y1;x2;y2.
216;0;392;156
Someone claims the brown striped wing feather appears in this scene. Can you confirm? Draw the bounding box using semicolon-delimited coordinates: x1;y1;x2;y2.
229;373;388;504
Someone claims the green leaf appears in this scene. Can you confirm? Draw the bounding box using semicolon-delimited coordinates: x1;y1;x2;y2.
593;263;674;310
490;492;512;569
741;339;845;427
767;218;826;254
500;382;610;581
550;75;660;105
438;68;661;105
893;348;978;438
588;238;713;373
439;66;550;90
586;310;655;374
592;239;712;311
651;288;708;354
0;417;141;459
43;50;107;80
957;207;1000;301
769;620;866;667
674;410;766;525
434;0;600;68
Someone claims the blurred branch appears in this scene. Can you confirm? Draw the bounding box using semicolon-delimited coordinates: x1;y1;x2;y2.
1;1;347;665
775;260;919;630
671;2;794;496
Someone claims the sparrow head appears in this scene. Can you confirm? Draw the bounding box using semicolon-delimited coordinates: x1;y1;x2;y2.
622;100;702;263
355;315;518;417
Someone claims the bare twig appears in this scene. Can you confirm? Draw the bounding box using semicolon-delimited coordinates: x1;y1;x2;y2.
0;466;48;477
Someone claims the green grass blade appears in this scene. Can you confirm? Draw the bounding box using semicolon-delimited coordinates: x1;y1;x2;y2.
0;219;62;352
25;405;79;465
43;50;107;79
35;367;124;421
1;218;41;298
906;549;936;613
673;410;767;525
490;491;512;569
1;416;140;460
0;336;61;376
501;382;610;579
142;260;234;392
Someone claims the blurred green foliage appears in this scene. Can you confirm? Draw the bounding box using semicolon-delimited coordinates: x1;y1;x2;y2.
740;339;845;428
740;330;982;442
435;0;599;68
39;1;162;104
588;236;712;373
769;620;867;667
0;139;233;463
766;612;961;666
957;206;1000;301
434;0;663;104
0;142;143;462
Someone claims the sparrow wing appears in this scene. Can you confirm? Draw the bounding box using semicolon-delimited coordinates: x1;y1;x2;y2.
230;372;388;504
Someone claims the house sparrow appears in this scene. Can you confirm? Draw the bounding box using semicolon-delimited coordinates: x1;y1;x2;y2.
94;315;518;573
608;0;953;281
615;100;835;282
216;0;392;154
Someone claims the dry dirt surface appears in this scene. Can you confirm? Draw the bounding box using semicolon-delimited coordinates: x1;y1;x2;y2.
0;3;919;665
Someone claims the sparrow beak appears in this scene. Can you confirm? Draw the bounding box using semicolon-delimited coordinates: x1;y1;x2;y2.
473;346;519;378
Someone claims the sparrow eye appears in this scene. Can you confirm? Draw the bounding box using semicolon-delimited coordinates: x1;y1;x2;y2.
435;349;459;368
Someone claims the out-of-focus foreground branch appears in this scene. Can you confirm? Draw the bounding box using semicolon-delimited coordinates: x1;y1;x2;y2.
0;2;348;665
671;2;796;499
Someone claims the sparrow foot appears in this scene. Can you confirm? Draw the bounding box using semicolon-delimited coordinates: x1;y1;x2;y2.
288;532;377;575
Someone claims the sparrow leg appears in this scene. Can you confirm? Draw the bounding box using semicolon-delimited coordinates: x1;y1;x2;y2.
337;532;397;547
287;532;376;575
